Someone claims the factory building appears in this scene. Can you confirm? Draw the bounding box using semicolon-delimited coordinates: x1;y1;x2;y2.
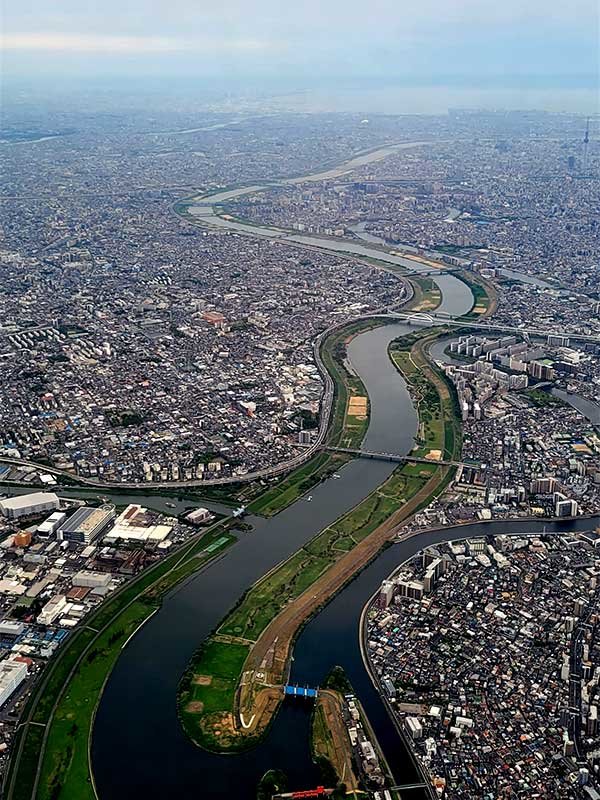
105;504;172;543
185;507;214;525
58;506;115;545
0;492;60;519
72;571;112;589
37;594;68;626
0;656;28;707
0;621;25;637
36;511;67;537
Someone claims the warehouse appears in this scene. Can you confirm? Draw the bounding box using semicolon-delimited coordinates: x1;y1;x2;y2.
0;492;60;520
0;621;24;638
72;570;112;589
58;506;115;545
106;504;172;543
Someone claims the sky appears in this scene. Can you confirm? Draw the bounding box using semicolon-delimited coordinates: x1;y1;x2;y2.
1;0;599;86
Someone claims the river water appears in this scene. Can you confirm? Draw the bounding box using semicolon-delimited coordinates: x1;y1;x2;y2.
0;486;232;519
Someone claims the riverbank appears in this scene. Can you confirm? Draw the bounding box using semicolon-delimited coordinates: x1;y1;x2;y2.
247;319;379;517
452;268;497;319
6;519;237;800
310;666;396;798
404;276;442;313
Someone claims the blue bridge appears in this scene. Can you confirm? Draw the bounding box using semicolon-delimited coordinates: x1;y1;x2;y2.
283;684;319;699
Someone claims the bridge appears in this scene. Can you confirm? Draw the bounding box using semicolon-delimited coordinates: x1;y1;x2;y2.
283;684;319;699
385;311;600;345
391;782;429;791
326;446;465;468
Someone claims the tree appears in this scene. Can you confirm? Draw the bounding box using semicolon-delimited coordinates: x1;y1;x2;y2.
257;769;288;800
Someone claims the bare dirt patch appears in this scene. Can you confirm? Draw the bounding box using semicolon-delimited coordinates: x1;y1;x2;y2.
347;395;367;416
193;675;212;686
186;700;204;713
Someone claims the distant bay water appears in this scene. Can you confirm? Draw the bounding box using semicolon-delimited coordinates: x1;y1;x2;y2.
265;85;599;115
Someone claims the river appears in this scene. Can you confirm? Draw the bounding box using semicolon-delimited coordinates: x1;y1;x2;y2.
0;486;233;519
188;203;447;277
91;270;473;799
187;141;458;278
91;145;588;799
197;142;430;205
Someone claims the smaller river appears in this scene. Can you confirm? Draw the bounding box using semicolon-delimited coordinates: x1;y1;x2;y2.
0;486;232;519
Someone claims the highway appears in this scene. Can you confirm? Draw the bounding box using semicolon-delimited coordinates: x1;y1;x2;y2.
386;310;600;344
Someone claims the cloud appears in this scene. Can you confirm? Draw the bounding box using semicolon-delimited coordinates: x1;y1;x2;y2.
1;0;597;80
0;32;271;54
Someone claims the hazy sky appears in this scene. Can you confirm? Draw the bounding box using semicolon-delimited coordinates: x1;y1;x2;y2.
2;0;599;84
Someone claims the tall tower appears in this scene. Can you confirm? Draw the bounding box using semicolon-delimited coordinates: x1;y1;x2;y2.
582;118;590;174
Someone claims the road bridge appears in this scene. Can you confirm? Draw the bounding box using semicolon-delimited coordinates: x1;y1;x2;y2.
326;446;466;468
391;782;429;791
283;684;319;699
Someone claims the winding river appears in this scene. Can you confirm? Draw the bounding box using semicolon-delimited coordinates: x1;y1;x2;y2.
92;274;472;798
91;148;597;799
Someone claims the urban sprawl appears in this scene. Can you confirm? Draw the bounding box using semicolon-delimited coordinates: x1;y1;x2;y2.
0;101;598;796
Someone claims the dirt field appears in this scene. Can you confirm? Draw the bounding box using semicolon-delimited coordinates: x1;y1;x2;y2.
347;395;368;416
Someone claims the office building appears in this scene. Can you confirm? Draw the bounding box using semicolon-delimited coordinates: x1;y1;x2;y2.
37;594;68;626
555;498;579;518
